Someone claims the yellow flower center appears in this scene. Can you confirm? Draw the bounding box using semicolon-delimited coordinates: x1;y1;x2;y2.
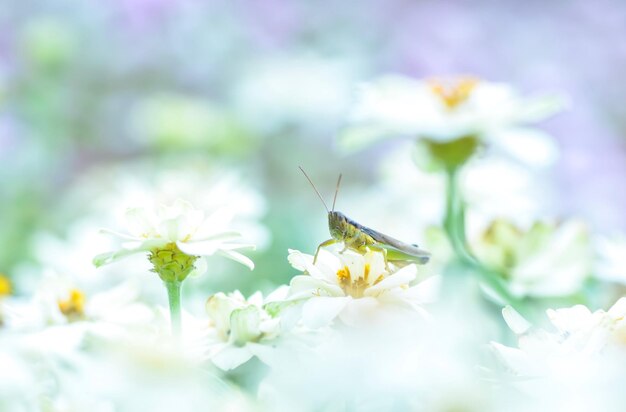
0;274;12;296
336;264;384;298
428;77;478;109
58;289;86;321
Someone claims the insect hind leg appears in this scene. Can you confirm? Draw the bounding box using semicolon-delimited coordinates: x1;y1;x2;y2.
365;244;391;271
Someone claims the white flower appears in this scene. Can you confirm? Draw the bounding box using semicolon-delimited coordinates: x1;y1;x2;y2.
286;247;432;328
204;288;287;371
1;272;154;333
0;339;39;411
0;318;251;412
341;75;564;164
471;219;591;298
491;301;626;408
94;199;255;275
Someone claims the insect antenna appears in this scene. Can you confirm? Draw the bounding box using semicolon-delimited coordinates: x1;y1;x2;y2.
331;174;342;212
299;166;329;213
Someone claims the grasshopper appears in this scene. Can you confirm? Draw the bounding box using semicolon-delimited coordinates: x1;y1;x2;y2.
299;167;430;267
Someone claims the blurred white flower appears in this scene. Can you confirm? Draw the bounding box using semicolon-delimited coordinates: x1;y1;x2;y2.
0;340;40;411
204;288;287;371
0;320;250;412
287;247;432;328
492;301;626;410
472;219;591;298
1;272;154;333
341;75;564;164
94;199;255;277
62;162;268;250
499;299;626;357
259;302;495;412
593;234;626;284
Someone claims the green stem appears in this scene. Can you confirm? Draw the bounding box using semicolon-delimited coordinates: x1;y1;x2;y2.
165;280;182;337
443;168;467;260
442;168;521;307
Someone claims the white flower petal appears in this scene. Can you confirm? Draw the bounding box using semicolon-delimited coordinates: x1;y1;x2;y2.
125;238;169;251
301;296;350;328
188;257;208;277
177;240;220;256
265;285;290;302
337;297;379;326
124;207;157;237
217;249;255;270
547;305;594;334
497;128;560;167
92;249;143;267
158;217;183;241
365;264;417;296
230;306;262;345
210;345;254;371
196;207;236;237
246;342;278;366
288;275;344;299
490;342;541;377
608;297;626;317
502;305;532;335
98;228;142;241
287;249;332;281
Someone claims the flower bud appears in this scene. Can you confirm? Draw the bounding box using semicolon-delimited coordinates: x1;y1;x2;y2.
149;242;199;282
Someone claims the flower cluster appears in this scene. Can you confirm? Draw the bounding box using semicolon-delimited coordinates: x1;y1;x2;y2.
4;71;625;411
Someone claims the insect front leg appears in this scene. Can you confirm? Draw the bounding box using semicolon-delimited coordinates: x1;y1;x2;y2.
314;239;339;264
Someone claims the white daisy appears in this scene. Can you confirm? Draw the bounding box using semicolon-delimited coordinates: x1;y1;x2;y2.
341;75;564;165
286;247;433;328
94;199;255;281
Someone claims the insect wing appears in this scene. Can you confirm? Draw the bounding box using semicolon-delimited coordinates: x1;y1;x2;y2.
360;226;431;264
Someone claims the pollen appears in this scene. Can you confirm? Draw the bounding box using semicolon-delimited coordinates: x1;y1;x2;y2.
58;289;86;321
428;77;478;109
0;274;12;296
337;266;351;289
336;265;369;299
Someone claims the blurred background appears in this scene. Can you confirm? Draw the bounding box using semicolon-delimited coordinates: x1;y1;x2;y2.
1;0;625;300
